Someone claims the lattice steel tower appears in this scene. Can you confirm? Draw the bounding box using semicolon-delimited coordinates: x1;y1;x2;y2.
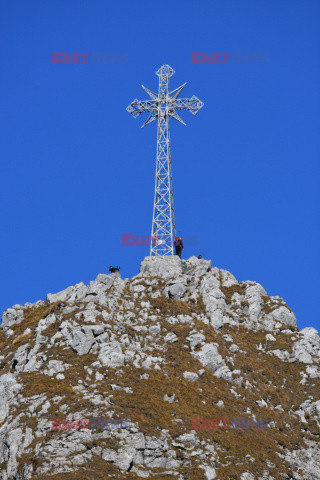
126;64;203;256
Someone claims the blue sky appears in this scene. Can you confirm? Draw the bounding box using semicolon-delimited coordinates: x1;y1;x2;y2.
1;0;319;331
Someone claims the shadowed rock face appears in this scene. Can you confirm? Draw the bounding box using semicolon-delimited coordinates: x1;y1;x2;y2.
0;256;319;480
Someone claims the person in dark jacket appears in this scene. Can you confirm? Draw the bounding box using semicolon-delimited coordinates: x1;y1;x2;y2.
175;237;184;258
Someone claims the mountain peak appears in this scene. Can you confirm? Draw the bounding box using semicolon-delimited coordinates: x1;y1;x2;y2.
1;256;319;479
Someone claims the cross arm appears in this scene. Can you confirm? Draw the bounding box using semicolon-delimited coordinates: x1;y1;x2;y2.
126;99;157;118
170;96;204;115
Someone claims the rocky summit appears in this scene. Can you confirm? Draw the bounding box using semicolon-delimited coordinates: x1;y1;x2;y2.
1;256;320;480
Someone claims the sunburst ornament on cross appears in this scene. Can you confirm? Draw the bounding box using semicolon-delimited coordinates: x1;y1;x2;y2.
126;64;204;256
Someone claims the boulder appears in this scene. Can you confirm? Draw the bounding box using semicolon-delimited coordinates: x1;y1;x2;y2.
140;256;183;280
47;282;87;304
193;343;225;372
183;371;199;381
293;327;320;363
181;256;211;277
271;306;296;327
166;281;187;300
98;340;125;367
0;374;22;423
1;308;24;337
70;328;95;355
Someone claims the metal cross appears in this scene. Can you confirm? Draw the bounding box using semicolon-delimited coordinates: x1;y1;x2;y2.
126;64;203;256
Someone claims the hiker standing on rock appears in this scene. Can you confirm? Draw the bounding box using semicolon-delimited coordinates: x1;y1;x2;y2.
175;237;184;258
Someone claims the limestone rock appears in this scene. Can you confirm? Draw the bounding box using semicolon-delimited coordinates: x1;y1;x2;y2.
0;374;22;423
183;371;199;381
271;306;296;327
1;308;24;337
0;255;318;479
98;340;125;367
71;328;95;355
293;327;320;364
193;343;225;372
139;255;182;279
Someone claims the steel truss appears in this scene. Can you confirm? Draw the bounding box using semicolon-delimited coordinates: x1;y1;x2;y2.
126;64;203;256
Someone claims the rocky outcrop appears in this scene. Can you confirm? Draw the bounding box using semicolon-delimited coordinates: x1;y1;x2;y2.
0;256;319;479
